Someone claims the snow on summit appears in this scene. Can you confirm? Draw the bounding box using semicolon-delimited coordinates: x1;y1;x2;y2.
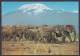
18;4;53;14
18;4;52;10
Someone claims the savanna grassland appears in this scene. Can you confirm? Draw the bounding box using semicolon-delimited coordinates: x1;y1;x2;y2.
2;33;79;55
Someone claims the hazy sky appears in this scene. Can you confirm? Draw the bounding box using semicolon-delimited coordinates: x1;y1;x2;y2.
2;1;79;15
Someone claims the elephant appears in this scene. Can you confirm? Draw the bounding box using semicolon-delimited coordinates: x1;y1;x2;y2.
52;25;76;43
38;27;58;43
62;25;76;42
38;28;51;43
1;25;76;43
11;25;26;41
25;30;34;41
29;29;40;41
24;29;39;41
42;25;76;43
44;25;60;43
2;25;13;41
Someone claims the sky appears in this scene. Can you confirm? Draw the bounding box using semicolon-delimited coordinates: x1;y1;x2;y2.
2;1;79;15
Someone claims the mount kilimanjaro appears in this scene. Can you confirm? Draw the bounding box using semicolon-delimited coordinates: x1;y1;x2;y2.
2;4;78;31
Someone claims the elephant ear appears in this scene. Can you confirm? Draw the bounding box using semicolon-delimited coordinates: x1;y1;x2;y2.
64;25;72;33
69;25;76;33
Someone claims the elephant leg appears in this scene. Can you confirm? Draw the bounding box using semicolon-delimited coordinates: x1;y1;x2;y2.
13;35;16;41
7;36;10;41
19;37;20;42
43;37;46;43
40;33;44;43
35;35;37;42
7;34;12;41
54;38;58;43
8;36;12;41
19;37;22;42
48;36;52;43
31;36;33;41
62;35;66;43
14;37;16;41
52;34;57;43
51;37;54;43
4;35;6;41
2;36;4;41
29;34;31;41
68;36;72;43
41;35;45;43
2;36;3;41
67;34;72;43
38;38;41;42
26;35;29;41
73;33;76;42
26;35;28;40
42;37;44;43
28;35;31;40
6;35;8;41
25;34;27;40
4;37;6;41
39;38;42;42
51;36;56;43
3;34;6;41
18;35;22;42
35;38;37;42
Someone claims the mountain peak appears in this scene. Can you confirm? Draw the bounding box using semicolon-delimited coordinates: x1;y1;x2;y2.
18;3;52;10
18;3;53;14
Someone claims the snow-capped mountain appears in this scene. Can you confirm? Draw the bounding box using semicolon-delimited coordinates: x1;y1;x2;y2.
18;4;53;15
2;4;79;31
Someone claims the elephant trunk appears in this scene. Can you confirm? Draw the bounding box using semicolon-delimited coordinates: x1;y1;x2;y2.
72;26;76;42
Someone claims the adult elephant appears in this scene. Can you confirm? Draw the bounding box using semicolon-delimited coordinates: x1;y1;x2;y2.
29;29;40;42
10;25;17;41
45;25;60;43
2;25;13;41
24;29;39;41
53;25;76;43
38;27;58;43
62;25;76;42
11;25;25;41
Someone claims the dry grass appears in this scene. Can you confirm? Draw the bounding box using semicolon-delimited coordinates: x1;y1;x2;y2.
2;41;79;55
2;32;79;55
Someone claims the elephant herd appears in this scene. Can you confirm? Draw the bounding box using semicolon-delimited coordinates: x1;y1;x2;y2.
2;25;76;43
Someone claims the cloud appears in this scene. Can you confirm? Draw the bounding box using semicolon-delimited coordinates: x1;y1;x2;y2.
72;10;79;13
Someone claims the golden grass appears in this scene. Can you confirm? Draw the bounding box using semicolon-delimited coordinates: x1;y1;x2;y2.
2;41;79;55
2;32;79;55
